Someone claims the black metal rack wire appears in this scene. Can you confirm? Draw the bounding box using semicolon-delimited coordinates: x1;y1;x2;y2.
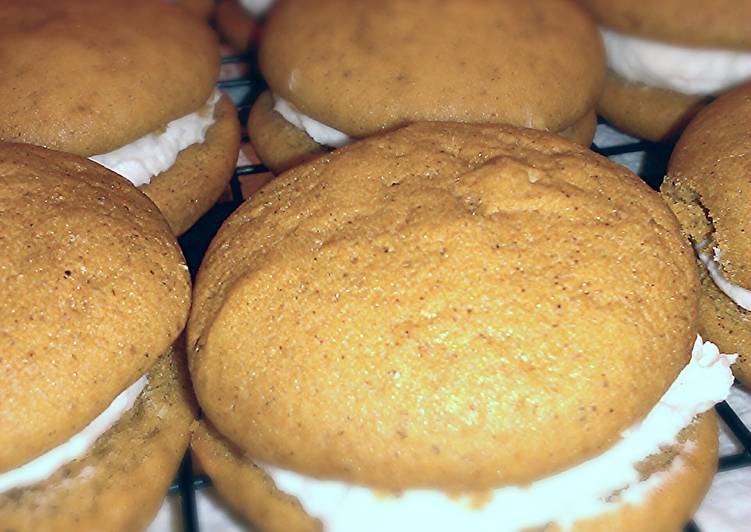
170;53;751;532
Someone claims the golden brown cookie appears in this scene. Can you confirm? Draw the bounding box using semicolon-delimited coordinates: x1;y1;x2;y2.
577;0;751;49
0;0;218;155
597;70;709;142
696;261;751;388
0;0;239;235
666;85;751;284
579;1;751;141
252;0;603;170
247;91;328;174
0;143;191;472
249;92;598;174
189;122;697;490
192;412;717;532
662;82;751;386
0;348;195;532
143;94;241;235
262;0;604;136
192;420;319;532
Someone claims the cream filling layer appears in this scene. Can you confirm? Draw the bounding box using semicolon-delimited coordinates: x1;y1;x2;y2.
261;337;734;532
0;376;148;494
239;0;274;16
601;28;751;95
272;94;352;148
90;90;221;187
697;244;751;311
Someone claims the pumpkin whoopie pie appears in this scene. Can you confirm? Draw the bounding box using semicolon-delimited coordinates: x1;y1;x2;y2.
662;82;751;388
578;0;751;141
0;143;194;530
0;0;241;235
188;122;734;531
248;0;604;173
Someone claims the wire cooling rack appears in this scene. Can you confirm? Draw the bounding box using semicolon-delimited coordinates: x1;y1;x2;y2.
169;53;751;532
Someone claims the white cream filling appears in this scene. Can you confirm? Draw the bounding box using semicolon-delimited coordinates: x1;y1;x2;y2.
272;95;352;148
0;376;148;494
239;0;274;16
260;337;734;532
601;28;751;95
697;244;751;311
90;90;221;187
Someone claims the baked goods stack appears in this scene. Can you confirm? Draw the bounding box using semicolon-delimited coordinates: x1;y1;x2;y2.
662;83;751;390
0;144;194;529
578;0;751;141
249;0;605;172
189;122;735;531
1;0;750;531
0;0;241;236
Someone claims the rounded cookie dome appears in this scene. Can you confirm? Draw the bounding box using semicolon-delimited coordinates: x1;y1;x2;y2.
0;143;191;472
189;122;697;491
260;0;604;137
0;0;219;155
664;82;751;289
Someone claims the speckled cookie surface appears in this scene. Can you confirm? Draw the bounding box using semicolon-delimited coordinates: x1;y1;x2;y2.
249;92;597;174
662;83;751;387
0;348;195;532
0;143;191;472
577;0;751;48
597;70;708;142
192;413;717;532
143;94;241;236
664;83;751;289
696;261;751;388
189;122;697;490
0;0;219;155
260;0;604;138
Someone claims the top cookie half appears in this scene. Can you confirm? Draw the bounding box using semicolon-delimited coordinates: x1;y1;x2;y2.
0;0;220;155
0;143;191;471
664;82;751;288
577;0;751;49
189;122;697;491
260;0;604;136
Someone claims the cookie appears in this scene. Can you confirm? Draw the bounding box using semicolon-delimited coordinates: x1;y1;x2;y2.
250;0;604;171
186;122;732;529
1;349;195;531
596;70;709;142
0;143;193;528
249;92;598;174
246;91;329;174
140;94;241;235
0;0;240;234
578;0;751;49
579;0;751;141
662;82;751;387
192;411;718;532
